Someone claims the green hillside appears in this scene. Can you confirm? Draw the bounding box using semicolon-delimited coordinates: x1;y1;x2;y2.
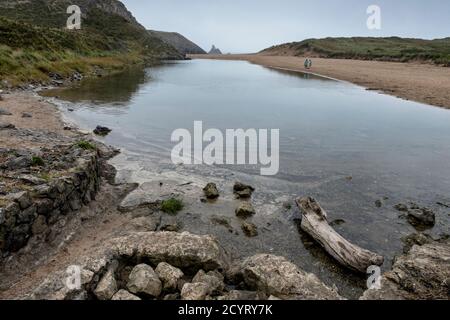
260;37;450;66
0;0;183;86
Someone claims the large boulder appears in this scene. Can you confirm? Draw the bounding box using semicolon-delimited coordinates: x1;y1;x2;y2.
127;264;162;297
236;254;343;300
361;240;450;300
111;232;229;271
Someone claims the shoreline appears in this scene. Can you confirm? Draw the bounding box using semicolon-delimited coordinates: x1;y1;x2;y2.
190;54;450;109
1;76;449;300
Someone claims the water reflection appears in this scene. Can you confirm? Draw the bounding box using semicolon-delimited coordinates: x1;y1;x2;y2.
42;66;148;104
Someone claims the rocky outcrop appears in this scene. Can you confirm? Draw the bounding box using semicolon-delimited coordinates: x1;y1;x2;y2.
148;30;206;55
208;45;222;55
26;232;344;300
394;202;436;229
233;254;343;300
361;240;450;300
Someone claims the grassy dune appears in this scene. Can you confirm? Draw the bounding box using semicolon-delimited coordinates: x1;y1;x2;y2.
261;37;450;66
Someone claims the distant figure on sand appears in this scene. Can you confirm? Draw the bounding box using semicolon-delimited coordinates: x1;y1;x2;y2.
304;58;312;70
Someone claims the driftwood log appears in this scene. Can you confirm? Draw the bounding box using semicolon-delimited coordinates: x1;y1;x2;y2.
296;197;384;273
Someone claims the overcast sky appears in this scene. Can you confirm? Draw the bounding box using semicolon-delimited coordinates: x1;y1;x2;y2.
121;0;450;53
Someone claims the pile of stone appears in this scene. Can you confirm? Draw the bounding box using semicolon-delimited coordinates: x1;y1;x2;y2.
0;143;101;255
27;231;343;300
233;182;258;237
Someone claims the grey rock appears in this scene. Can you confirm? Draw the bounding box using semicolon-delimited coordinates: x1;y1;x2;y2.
233;182;255;199
407;208;435;227
94;269;118;300
203;183;219;199
0;108;12;116
375;199;383;208
192;269;225;295
361;240;450;300
163;293;180;300
130;216;160;232
155;262;184;292
237;254;342;300
93;126;112;136
0;122;15;130
18;205;37;224
8;191;32;210
235;202;256;218
127;264;162;297
32;215;48;235
0;208;4;225
36;198;54;215
181;282;210;300
112;232;229;271
28;268;94;300
111;289;141;300
6;224;31;252
242;222;258;237
19;174;47;185
395;203;409;212
6;156;31;170
69;198;82;211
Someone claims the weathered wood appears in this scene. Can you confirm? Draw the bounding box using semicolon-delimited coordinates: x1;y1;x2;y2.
296;197;384;273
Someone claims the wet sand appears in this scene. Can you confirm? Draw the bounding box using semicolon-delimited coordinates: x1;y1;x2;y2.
190;54;450;109
0;91;76;149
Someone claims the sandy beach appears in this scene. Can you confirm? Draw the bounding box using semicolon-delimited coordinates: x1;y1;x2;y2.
190;54;450;109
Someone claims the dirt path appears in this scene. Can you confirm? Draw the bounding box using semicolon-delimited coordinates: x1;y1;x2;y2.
190;54;450;109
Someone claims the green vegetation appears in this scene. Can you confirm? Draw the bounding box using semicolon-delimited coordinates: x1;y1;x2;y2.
75;141;96;151
0;0;182;86
38;172;51;182
161;198;184;214
261;37;450;66
31;156;45;167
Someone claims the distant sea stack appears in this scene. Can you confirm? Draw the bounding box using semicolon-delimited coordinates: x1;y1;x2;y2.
208;45;222;55
148;30;206;55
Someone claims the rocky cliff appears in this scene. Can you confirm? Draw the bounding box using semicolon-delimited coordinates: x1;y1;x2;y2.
149;30;206;55
0;0;182;58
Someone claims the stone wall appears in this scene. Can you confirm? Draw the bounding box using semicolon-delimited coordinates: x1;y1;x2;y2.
0;151;100;255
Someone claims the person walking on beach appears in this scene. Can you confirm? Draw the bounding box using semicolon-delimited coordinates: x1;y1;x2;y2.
304;58;309;69
308;59;313;69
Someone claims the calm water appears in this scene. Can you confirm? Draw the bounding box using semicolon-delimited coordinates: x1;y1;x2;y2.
43;59;450;298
